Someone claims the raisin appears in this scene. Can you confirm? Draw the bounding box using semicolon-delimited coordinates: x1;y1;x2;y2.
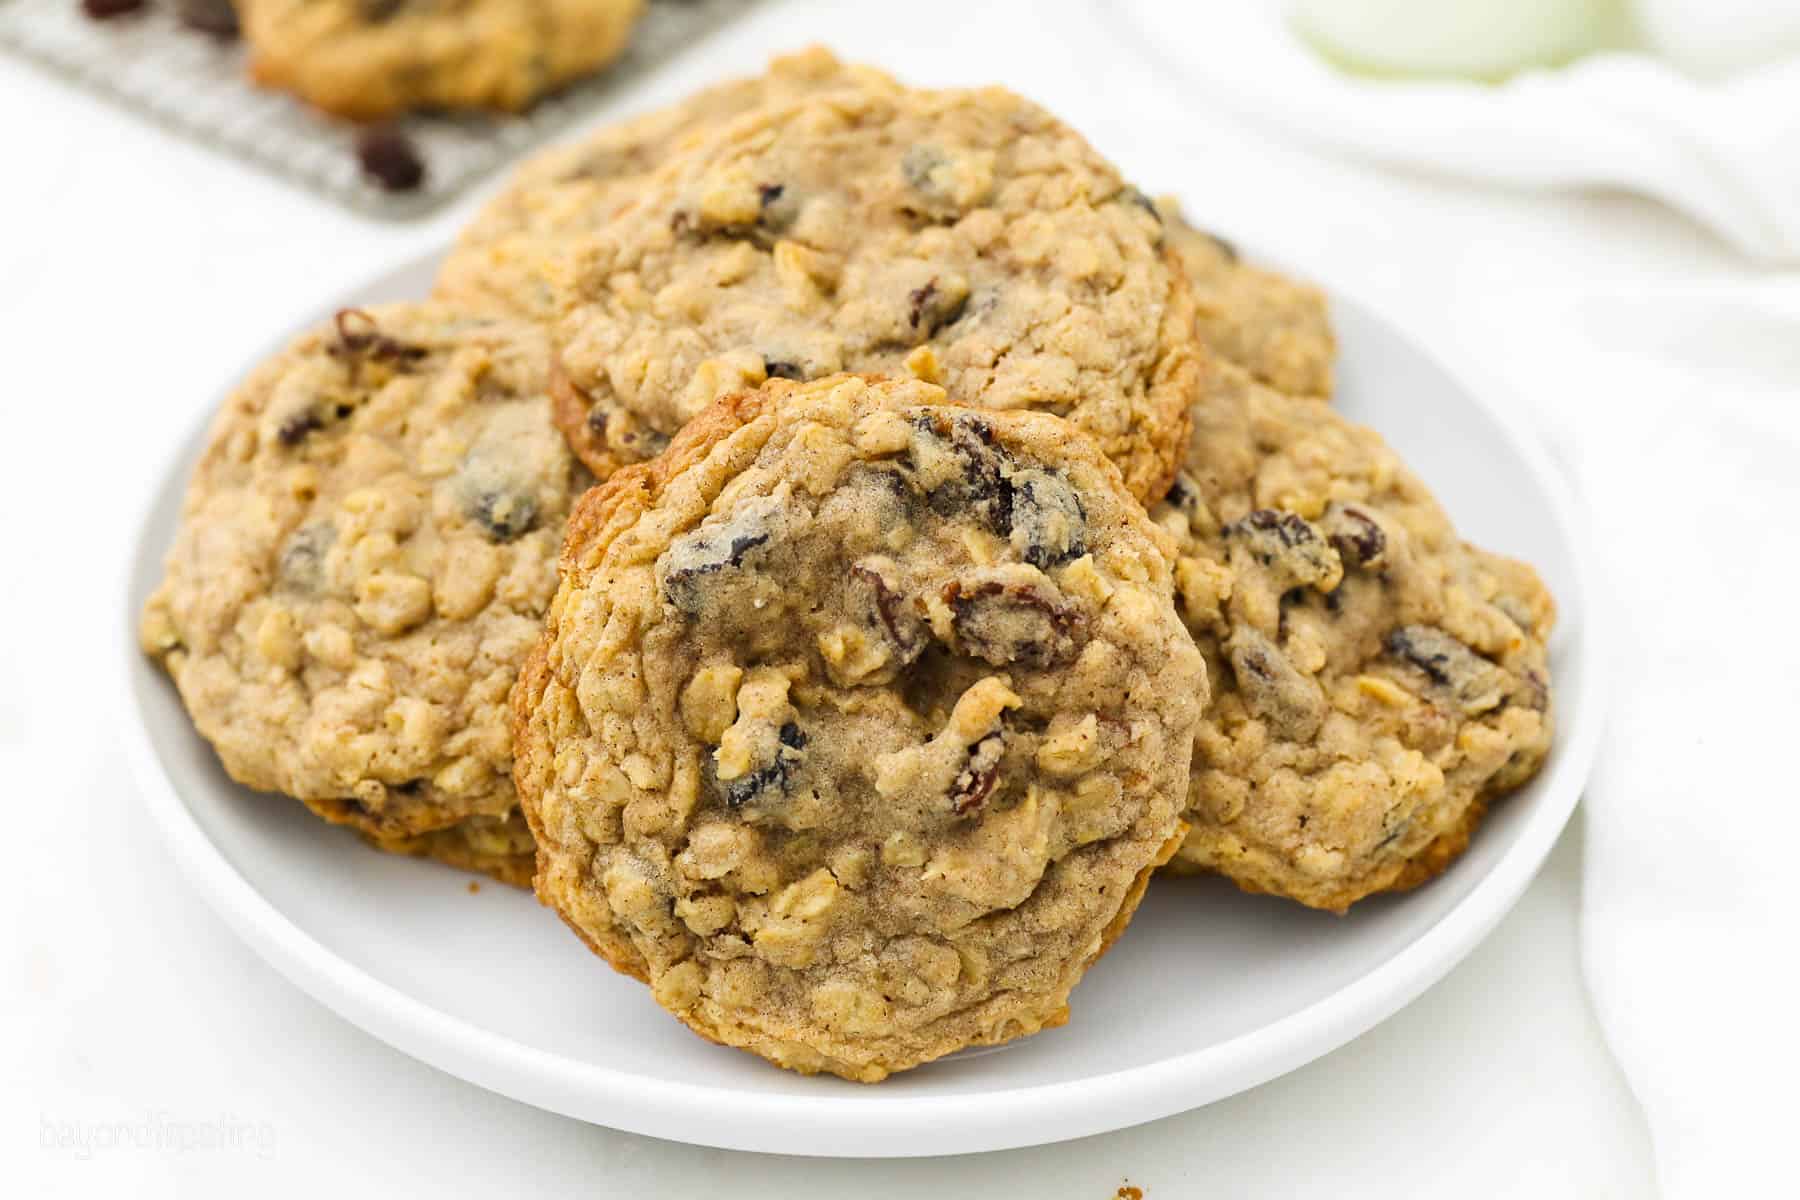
360;0;406;23
277;523;335;592
330;309;427;367
82;0;145;19
723;722;807;808
658;496;783;614
1162;471;1209;527
1322;503;1387;569
1008;469;1087;569
849;559;927;671
276;409;323;447
950;418;1014;529
944;579;1084;669
588;402;668;459
1224;509;1342;593
672;181;795;245
907;277;969;335
1519;667;1551;713
898;145;966;221
900;145;946;193
1227;627;1325;741
763;357;805;381
908;412;1017;536
1384;626;1510;716
950;731;1006;816
356;125;426;192
178;0;239;37
465;489;537;542
756;182;799;231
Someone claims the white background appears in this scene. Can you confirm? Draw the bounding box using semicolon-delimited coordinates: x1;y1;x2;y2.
4;0;1722;1192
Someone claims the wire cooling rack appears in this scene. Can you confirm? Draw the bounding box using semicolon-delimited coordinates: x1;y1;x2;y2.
0;0;760;217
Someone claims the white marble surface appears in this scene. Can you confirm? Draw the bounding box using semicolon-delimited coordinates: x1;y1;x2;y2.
1;0;1689;1192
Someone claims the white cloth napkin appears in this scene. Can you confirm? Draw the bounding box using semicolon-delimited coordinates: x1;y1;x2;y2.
1114;0;1800;264
1461;282;1800;1195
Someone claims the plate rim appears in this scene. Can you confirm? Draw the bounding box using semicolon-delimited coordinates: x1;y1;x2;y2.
117;249;1609;1158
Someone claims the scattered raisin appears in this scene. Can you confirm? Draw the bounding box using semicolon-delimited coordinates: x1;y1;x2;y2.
723;722;807;809
277;523;336;592
1225;508;1342;593
276;410;323;446
1227;627;1325;741
898;145;966;221
909;413;1018;537
330;308;427;367
658;497;783;614
673;181;795;244
900;145;946;193
1322;502;1387;570
1009;469;1087;569
906;277;968;335
950;731;1005;816
356;124;426;192
1384;626;1510;715
465;488;538;542
359;0;406;23
82;0;146;19
758;182;799;232
849;559;927;671
944;579;1084;669
178;0;239;37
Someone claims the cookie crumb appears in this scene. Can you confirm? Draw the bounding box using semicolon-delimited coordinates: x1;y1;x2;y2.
1116;1186;1144;1200
467;881;481;895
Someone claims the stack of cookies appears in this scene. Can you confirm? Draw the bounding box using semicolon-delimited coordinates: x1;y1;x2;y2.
142;47;1555;1082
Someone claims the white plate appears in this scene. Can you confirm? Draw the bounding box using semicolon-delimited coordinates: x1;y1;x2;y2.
119;248;1605;1158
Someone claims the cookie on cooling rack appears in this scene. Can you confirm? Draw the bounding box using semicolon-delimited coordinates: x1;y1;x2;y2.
240;0;644;120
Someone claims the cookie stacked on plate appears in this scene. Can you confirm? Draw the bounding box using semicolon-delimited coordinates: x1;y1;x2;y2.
142;47;1555;1081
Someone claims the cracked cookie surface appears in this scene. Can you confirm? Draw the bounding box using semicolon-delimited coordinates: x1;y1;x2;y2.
511;374;1206;1080
1158;196;1337;399
140;303;583;883
1151;361;1554;911
436;47;871;321
547;69;1201;501
240;0;643;120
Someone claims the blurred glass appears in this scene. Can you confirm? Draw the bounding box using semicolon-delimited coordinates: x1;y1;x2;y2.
1291;0;1627;80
